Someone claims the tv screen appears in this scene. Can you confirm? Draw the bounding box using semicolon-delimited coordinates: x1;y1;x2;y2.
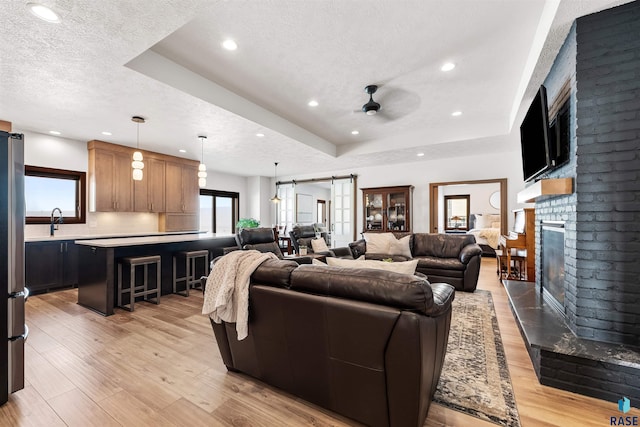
520;85;551;182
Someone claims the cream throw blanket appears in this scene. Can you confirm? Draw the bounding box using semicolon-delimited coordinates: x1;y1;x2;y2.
202;250;278;340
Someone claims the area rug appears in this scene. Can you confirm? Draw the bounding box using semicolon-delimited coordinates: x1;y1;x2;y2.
433;290;521;427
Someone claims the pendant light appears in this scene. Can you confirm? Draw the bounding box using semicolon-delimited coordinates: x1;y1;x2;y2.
198;135;207;188
270;162;281;203
131;116;145;181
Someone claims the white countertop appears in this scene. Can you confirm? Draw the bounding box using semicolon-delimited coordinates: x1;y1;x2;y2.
25;231;204;243
74;232;236;248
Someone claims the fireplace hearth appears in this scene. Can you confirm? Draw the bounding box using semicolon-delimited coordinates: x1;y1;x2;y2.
504;280;640;403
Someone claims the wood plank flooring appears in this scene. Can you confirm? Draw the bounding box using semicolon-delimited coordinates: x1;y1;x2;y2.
1;258;622;426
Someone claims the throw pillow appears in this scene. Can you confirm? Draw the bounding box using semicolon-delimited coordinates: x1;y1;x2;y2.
387;235;412;258
326;257;418;275
311;237;329;253
491;221;501;229
363;232;394;253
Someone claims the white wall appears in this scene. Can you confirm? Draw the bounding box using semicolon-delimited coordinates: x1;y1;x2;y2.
246;176;274;226
292;183;331;225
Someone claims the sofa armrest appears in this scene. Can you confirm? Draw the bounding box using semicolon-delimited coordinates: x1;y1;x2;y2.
348;239;366;259
459;243;482;264
427;283;455;316
329;247;354;259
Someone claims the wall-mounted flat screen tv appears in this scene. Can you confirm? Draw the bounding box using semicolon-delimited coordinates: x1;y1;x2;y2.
520;85;551;182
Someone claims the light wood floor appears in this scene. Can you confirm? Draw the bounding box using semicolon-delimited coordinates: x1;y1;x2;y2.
1;258;620;426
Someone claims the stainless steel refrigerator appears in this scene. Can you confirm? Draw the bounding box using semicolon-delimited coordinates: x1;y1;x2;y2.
1;131;26;406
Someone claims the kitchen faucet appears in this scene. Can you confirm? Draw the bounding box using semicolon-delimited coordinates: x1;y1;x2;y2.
50;207;63;236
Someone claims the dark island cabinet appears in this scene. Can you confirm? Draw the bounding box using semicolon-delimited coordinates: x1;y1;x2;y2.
25;240;79;294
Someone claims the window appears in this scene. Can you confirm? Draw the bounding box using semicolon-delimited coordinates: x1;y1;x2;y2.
199;189;239;234
25;166;86;224
444;194;470;231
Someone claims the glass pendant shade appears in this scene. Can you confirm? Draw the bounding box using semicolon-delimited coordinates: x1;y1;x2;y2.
132;168;143;181
131;116;145;181
270;161;281;203
198;136;207;188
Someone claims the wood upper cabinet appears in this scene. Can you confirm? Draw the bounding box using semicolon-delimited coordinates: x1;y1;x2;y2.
165;161;198;213
134;157;165;213
361;185;414;233
88;140;198;214
89;146;133;212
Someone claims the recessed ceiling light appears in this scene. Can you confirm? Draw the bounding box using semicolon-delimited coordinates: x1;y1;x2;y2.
452;111;462;116
308;100;319;107
256;133;265;137
222;39;238;51
179;149;186;153
417;152;425;157
351;130;359;135
49;130;61;135
101;131;112;136
27;3;61;23
441;62;456;72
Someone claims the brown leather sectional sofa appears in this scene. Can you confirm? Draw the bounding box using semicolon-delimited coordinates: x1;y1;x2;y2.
210;258;455;427
349;233;483;292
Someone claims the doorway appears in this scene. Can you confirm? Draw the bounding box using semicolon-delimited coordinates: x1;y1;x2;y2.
429;178;508;235
317;199;327;225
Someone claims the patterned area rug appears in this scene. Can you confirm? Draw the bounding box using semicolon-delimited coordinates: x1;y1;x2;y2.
433;290;521;427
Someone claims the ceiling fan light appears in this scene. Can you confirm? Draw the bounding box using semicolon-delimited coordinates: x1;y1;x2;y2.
365;109;377;116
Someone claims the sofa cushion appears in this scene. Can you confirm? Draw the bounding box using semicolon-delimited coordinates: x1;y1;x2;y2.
415;256;465;271
412;233;476;258
243;241;284;259
290;264;450;316
311;237;329;253
363;233;412;258
324;257;419;275
363;232;393;253
251;258;298;288
364;253;412;262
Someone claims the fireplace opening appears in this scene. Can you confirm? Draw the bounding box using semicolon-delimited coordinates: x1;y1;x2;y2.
541;222;565;316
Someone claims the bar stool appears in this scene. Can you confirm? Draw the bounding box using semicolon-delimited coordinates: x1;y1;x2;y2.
117;255;161;311
173;250;209;296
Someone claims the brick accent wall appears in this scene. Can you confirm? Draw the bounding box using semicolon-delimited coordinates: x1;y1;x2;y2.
536;1;640;345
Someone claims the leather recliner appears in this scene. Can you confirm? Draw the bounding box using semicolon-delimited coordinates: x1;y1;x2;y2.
210;259;455;427
289;224;353;258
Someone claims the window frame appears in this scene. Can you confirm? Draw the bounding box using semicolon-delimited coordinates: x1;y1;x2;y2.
199;189;240;234
25;165;87;224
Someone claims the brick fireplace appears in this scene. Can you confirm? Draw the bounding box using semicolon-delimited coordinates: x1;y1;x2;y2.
505;1;640;403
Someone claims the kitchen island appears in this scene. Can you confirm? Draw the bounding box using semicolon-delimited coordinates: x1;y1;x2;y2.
75;233;236;316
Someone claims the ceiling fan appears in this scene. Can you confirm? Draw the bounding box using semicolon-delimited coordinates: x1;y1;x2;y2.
361;84;381;115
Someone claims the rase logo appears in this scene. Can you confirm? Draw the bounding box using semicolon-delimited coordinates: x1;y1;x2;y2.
611;397;638;426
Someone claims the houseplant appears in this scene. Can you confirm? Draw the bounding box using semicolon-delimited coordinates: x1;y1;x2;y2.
236;218;260;230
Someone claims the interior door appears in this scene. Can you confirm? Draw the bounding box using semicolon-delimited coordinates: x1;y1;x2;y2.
331;178;353;247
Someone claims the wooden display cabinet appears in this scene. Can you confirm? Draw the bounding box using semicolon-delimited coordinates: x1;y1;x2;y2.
361;185;414;233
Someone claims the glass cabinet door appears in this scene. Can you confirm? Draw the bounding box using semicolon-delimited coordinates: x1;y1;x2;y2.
364;192;384;231
387;191;407;231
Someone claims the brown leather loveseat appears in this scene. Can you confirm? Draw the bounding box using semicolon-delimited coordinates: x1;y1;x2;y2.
349;233;482;292
209;258;455;427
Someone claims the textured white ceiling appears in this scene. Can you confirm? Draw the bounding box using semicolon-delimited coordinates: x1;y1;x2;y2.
0;0;632;177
